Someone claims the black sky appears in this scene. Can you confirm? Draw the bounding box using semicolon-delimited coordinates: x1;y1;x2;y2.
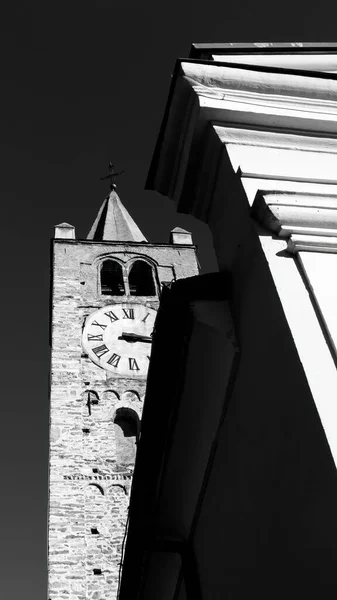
1;1;336;598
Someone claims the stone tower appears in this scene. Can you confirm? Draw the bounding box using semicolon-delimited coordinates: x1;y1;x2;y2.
48;184;199;600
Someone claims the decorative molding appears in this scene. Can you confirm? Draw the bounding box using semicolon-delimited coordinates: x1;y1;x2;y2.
147;54;337;256
147;58;337;222
181;61;337;105
251;191;337;254
288;234;337;253
207;52;337;73
63;472;133;481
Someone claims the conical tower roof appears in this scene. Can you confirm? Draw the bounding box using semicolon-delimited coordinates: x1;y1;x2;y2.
87;189;147;242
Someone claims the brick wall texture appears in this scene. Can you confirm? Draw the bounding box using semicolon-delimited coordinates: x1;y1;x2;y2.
48;239;199;600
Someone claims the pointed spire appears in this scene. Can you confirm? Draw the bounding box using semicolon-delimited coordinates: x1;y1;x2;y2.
87;189;147;242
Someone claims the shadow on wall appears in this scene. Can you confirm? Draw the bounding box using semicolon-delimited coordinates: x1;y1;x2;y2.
113;407;140;465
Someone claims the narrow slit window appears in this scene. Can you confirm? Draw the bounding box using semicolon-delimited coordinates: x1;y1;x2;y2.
101;260;125;295
128;260;156;296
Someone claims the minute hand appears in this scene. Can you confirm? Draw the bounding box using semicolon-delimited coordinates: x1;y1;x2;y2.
118;332;153;343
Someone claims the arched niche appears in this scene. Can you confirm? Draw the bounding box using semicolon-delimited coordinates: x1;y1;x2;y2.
120;390;140;404
84;484;106;528
109;483;127;495
128;260;156;296
87;482;105;496
101;390;120;402
100;259;125;295
113;407;140;466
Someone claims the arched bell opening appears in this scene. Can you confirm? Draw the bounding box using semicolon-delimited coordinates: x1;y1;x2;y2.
128;260;156;296
100;259;125;295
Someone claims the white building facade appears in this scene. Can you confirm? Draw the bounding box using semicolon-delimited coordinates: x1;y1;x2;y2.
148;43;337;467
119;43;337;598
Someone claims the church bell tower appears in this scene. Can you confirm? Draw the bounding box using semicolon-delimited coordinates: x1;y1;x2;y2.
48;169;199;600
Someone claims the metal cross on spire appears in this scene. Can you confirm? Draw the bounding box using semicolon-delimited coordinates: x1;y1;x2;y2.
100;161;124;191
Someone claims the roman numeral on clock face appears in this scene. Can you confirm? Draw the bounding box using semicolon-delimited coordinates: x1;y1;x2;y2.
129;357;140;371
107;353;121;367
142;312;150;323
87;334;103;342
92;320;107;330
122;308;134;319
104;311;118;322
92;344;109;358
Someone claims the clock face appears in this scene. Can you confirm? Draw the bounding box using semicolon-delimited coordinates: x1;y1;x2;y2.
82;303;157;376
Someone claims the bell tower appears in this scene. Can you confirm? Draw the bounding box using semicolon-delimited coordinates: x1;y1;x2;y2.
48;174;199;600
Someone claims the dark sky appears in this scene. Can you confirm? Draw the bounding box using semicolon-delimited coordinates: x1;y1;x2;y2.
1;2;336;598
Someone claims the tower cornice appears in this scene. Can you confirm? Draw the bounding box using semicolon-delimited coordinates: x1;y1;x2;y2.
53;239;196;249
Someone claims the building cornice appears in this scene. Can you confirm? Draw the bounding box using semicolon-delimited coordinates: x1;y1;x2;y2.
181;61;337;102
146;58;337;230
252;191;337;254
190;42;337;60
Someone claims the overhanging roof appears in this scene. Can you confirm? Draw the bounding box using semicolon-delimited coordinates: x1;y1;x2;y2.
190;42;337;59
146;42;337;218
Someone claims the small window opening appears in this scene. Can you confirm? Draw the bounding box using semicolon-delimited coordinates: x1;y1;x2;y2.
91;528;99;535
92;468;98;473
101;260;125;295
93;568;102;575
82;428;90;434
129;261;156;296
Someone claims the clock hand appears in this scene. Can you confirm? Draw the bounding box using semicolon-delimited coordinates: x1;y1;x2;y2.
118;332;152;343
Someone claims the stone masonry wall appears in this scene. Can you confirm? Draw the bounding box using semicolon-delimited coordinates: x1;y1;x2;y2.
48;239;199;600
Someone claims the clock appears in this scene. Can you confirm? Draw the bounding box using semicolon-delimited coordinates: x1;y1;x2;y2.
82;303;157;376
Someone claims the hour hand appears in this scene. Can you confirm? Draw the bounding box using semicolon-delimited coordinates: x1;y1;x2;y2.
118;332;152;343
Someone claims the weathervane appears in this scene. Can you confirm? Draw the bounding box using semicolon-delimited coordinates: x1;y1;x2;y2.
100;161;124;190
